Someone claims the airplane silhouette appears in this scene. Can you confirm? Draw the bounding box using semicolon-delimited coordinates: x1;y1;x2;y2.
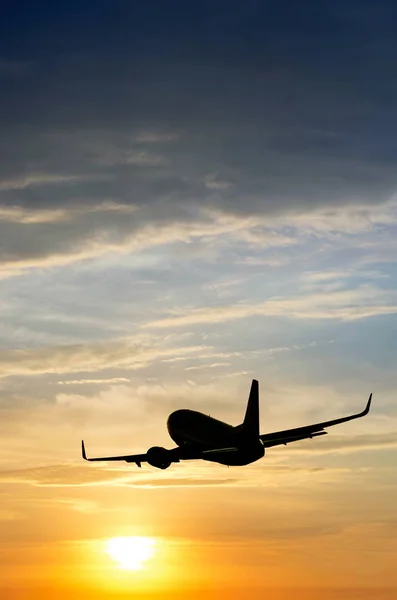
82;379;372;470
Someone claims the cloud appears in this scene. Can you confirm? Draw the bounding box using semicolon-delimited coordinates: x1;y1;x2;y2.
144;285;397;328
1;195;397;281
290;432;397;455
132;131;181;143
0;339;209;378
270;200;397;234
0;464;128;486
0;202;299;278
1;1;397;239
0;457;365;488
0;463;238;488
0;205;70;224
185;362;230;371
2;8;397;281
57;377;131;385
301;269;389;285
0;173;100;192
301;271;353;283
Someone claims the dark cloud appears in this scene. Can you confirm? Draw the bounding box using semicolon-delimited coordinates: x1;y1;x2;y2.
1;2;397;276
1;0;397;218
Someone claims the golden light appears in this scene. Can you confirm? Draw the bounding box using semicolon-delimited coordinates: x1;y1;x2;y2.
105;536;156;571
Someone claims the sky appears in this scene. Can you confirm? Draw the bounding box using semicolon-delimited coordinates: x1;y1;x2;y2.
1;1;397;598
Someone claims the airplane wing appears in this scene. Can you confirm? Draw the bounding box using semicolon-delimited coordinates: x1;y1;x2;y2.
260;394;372;448
82;440;240;467
82;441;148;467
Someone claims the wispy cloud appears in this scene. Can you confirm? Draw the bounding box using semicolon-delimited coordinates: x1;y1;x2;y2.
144;285;397;328
57;377;131;385
132;131;181;143
289;432;397;455
0;454;387;488
0;206;70;224
301;269;389;284
185;362;230;371
0;204;297;279
0;463;239;488
0;173;101;191
301;270;353;283
0;339;209;378
1;196;397;280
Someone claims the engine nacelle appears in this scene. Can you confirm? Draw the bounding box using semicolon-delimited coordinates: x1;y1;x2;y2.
146;446;172;470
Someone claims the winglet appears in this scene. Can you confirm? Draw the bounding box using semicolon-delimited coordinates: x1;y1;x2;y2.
363;393;372;415
82;440;87;461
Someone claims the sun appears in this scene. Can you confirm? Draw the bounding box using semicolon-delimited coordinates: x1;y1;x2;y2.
105;536;156;571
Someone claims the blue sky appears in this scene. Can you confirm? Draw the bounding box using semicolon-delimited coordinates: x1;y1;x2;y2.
0;2;397;597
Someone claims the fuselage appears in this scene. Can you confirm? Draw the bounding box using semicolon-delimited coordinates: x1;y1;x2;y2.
167;409;264;466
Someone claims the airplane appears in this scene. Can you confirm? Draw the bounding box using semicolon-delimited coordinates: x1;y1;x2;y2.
81;379;372;470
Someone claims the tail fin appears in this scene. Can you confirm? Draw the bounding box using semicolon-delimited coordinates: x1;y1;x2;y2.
240;379;260;438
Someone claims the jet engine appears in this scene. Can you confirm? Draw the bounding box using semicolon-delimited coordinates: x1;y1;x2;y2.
146;446;172;470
